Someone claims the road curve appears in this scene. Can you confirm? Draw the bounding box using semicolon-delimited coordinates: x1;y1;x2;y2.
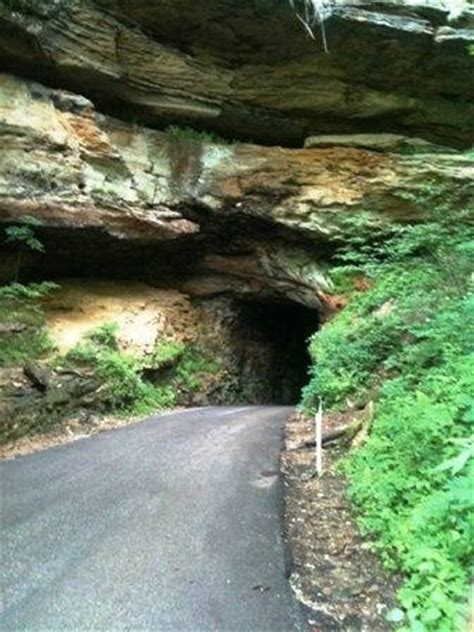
1;406;308;631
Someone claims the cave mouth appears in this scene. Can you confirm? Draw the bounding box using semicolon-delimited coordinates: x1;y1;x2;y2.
0;224;320;408
234;298;318;406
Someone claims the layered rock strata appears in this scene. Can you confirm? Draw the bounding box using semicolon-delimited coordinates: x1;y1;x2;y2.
0;0;473;147
1;74;472;310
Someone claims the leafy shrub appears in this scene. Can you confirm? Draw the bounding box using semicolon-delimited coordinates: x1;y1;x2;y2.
175;345;220;393
343;337;473;631
64;340;97;365
95;349;176;412
64;321;120;366
0;282;57;366
65;326;218;415
3;216;45;281
4;218;44;253
300;175;474;630
150;338;185;369
85;321;119;349
301;264;455;411
64;322;159;414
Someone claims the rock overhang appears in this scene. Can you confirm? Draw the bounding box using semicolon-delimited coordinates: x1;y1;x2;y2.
0;0;473;147
0;73;473;315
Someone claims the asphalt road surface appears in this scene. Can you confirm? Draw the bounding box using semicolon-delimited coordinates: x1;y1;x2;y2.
1;406;308;631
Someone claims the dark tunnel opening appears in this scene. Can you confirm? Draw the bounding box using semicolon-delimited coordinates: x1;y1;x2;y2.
235;299;318;405
0;224;321;407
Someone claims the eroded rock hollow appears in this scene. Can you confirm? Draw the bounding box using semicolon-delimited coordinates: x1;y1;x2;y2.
0;0;473;421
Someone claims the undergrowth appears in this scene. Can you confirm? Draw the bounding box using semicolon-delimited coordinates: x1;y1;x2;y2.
164;125;227;144
0;282;57;366
175;346;220;393
65;323;219;415
300;178;474;631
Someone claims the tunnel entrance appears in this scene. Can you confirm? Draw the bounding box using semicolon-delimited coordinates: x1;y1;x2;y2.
195;296;319;406
0;223;321;408
237;299;318;405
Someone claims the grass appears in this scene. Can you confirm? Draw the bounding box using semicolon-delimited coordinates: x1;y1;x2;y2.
164;125;227;145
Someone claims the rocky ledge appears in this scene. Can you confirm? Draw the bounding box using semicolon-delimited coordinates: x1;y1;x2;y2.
0;0;473;147
1;74;472;310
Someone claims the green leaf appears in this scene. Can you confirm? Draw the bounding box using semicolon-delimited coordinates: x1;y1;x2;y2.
422;607;442;623
462;406;474;423
435;440;473;474
386;608;405;623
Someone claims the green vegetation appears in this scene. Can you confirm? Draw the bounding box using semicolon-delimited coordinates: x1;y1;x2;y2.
164;125;227;144
65;323;175;414
3;216;45;281
150;338;186;369
175;346;220;393
0;282;57;367
65;323;219;416
301;179;474;630
0;299;220;442
95;351;176;415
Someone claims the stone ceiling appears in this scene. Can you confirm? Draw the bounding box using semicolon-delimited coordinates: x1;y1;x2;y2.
0;0;473;146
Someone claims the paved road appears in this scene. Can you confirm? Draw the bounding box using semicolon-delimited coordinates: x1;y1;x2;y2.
1;406;308;631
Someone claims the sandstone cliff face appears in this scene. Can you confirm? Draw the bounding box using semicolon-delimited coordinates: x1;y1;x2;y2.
0;0;473;147
0;279;317;444
1;74;472;309
0;2;473;435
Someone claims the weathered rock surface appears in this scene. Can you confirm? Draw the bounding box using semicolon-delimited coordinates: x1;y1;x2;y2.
44;280;199;355
0;280;317;443
1;74;472;309
303;132;456;153
0;75;198;242
0;362;103;443
0;0;472;147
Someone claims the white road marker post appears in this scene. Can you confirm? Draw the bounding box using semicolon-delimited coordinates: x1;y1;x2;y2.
315;397;323;476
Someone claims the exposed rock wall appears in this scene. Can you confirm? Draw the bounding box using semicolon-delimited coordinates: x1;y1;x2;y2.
1;74;472;311
0;280;317;443
43;280;199;355
0;0;473;146
43;280;315;407
0;1;472;440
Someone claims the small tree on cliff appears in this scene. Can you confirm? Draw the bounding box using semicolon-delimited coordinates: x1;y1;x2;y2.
4;216;44;281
